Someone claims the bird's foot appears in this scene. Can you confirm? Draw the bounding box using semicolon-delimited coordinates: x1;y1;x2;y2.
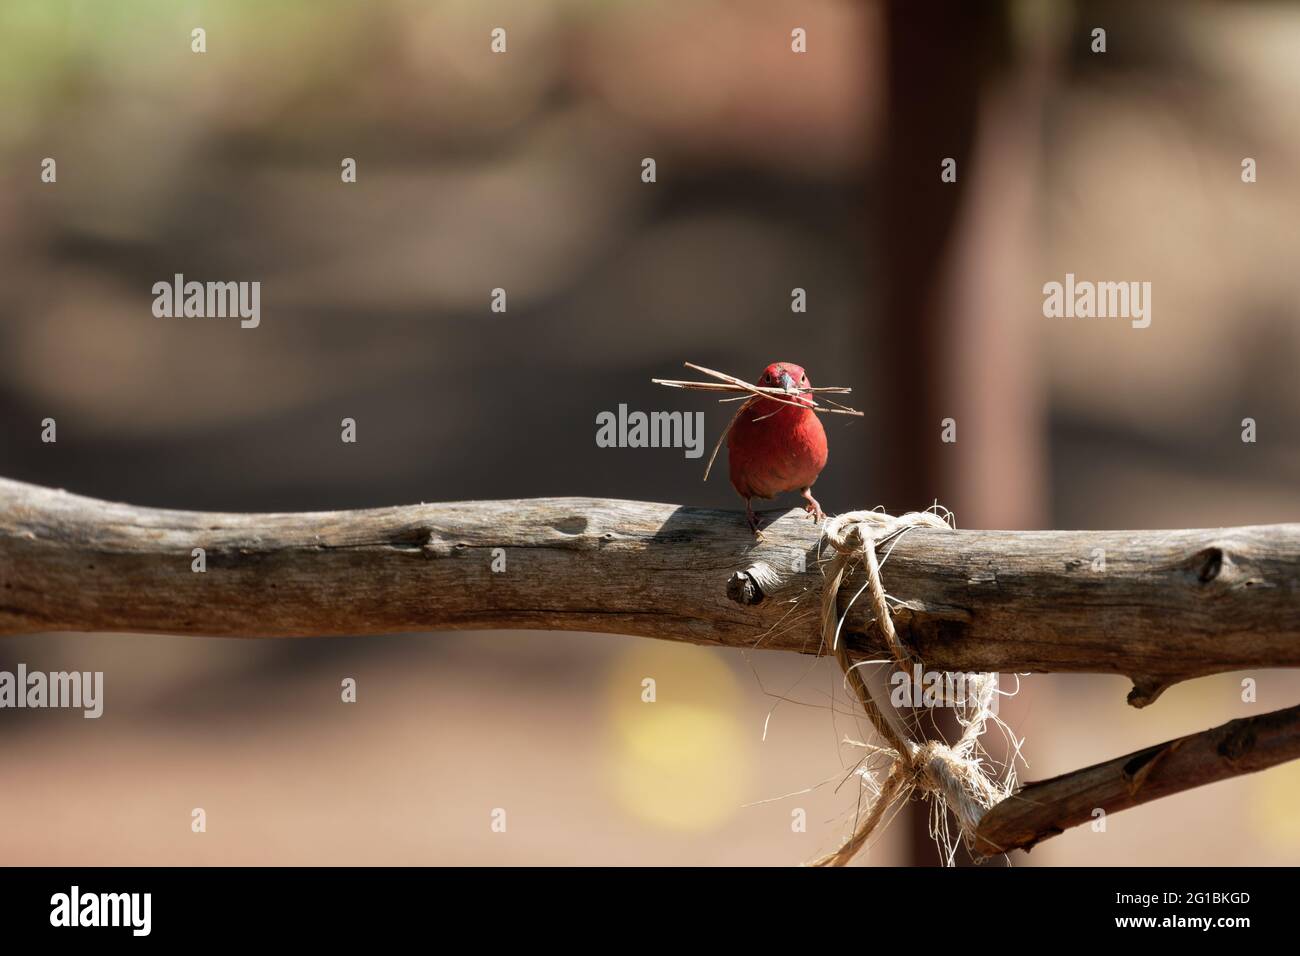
745;501;766;540
801;488;825;523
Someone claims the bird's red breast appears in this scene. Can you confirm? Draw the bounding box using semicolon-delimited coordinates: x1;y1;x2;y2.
727;362;828;500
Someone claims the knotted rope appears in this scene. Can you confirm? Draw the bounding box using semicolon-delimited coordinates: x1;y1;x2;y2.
811;509;1013;867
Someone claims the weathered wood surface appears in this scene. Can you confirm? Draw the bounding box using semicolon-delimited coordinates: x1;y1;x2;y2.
1;478;1297;707
974;703;1300;855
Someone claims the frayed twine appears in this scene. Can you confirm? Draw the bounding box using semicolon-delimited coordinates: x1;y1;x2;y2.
810;508;1020;867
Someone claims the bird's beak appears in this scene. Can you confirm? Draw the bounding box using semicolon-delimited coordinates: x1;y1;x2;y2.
779;371;796;393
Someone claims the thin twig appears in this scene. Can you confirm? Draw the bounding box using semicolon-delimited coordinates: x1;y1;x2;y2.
651;362;864;417
683;362;864;417
652;379;852;395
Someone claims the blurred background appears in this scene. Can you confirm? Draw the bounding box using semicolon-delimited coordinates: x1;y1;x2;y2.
1;0;1298;865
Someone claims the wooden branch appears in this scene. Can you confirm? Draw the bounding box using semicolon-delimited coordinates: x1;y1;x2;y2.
1;478;1297;704
3;476;1298;853
973;703;1300;855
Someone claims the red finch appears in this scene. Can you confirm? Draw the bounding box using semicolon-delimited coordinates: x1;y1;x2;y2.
726;362;828;534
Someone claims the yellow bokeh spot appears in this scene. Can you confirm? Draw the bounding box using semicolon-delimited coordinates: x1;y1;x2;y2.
1251;759;1300;847
605;642;752;831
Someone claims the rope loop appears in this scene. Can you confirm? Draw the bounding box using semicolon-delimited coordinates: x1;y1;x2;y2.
811;507;1013;867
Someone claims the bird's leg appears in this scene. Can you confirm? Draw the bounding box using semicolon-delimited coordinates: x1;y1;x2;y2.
800;487;825;523
745;499;765;539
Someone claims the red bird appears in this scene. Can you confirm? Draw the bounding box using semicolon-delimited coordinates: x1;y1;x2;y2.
726;362;828;534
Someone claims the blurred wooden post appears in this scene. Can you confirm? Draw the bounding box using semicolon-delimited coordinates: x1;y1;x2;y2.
876;1;1048;864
